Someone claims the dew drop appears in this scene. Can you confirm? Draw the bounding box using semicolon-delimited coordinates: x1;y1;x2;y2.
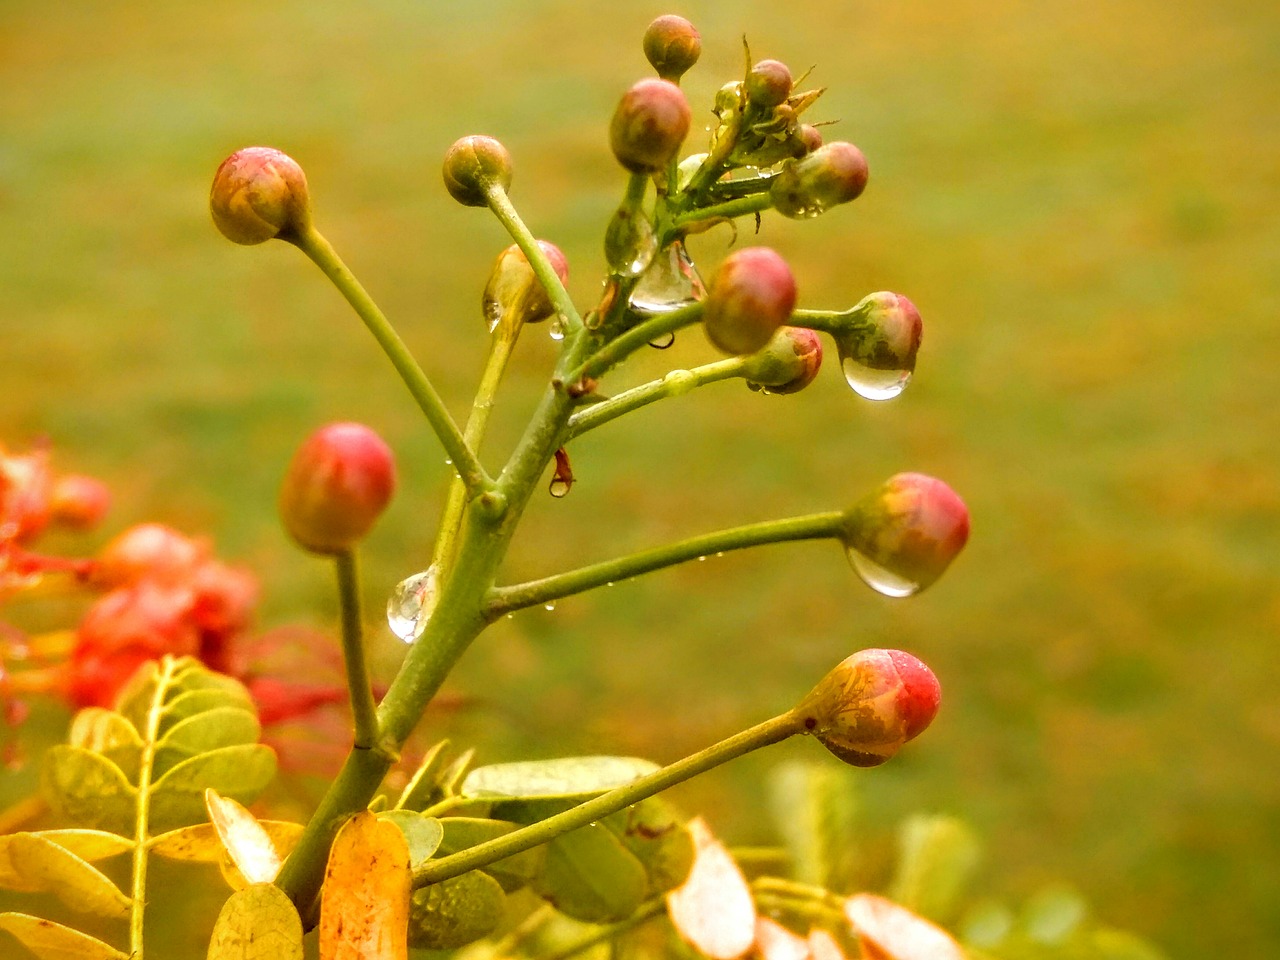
845;545;920;598
482;296;504;333
714;552;724;558
544;603;556;611
548;315;567;341
648;332;676;349
838;342;912;400
697;555;707;562
606;581;615;587
548;476;572;498
387;566;440;643
629;241;707;317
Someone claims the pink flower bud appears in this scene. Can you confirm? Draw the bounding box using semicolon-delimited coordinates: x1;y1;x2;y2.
609;78;692;174
794;648;941;767
842;473;969;596
278;423;396;554
796;124;824;154
836;292;923;401
703;247;797;355
209;147;311;245
482;241;570;332
48;475;111;530
442;135;513;207
643;15;701;82
745;59;793;109
742;326;823;395
769;141;868;219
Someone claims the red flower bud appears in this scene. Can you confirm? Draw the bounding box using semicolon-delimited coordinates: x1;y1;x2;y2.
49;475;111;530
703;247;797;355
745;59;793;109
0;446;52;544
643;15;701;82
442;135;513;207
769;141;868;219
842;473;969;596
794;648;941;767
609;78;692;174
482;241;570;332
836;292;922;401
209;147;311;245
95;523;206;588
278;423;396;554
742;326;823;395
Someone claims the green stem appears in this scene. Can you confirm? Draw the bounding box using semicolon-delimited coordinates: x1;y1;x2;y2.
562;300;704;387
789;304;872;335
536;898;667;960
335;549;379;750
129;657;178;959
565;357;747;440
486;511;845;617
752;876;847;912
291;227;489;493
484;184;582;335
670;192;773;232
413;711;803;886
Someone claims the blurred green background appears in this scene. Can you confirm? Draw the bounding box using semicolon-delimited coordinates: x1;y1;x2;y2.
2;0;1277;955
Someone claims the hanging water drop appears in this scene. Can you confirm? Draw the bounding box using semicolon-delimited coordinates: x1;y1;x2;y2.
387;566;440;643
838;347;912;401
549;315;567;341
629;240;707;316
548;476;572;498
544;603;556;611
482;296;504;333
648;332;676;349
844;544;920;598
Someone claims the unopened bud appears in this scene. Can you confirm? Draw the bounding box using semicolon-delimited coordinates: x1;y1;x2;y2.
796;123;824;154
610;78;692;174
769;141;868;219
745;59;793;109
742;326;822;395
482;241;570;332
95;523;205;588
836;292;922;401
209;147;311;244
703;247;797;355
279;423;396;554
841;473;969;596
442;135;513;207
49;475;111;529
794;648;941;767
643;15;701;82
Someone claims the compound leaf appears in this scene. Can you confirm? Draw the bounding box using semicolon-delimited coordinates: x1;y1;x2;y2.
41;746;137;833
0;913;128;960
148;744;276;832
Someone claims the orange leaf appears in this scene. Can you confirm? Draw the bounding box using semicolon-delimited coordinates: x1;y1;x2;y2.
665;818;755;959
844;894;964;960
319;811;411;960
755;917;811;960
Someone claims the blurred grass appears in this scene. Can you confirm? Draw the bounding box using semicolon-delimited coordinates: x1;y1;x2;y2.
2;0;1278;955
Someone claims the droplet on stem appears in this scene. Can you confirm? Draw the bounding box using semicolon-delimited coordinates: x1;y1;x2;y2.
387;566;440;643
629;240;706;316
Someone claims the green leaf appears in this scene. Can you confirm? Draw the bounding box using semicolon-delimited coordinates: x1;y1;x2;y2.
153;707;262;778
603;797;695;895
206;883;304;960
158;688;255;733
1021;883;1089;945
394;741;452;811
40;746;137;833
766;760;860;888
462;756;659;802
0;913;128;960
888;814;981;925
0;831;133;891
532;823;647;923
407;870;505;950
435;817;545;892
148;744;277;831
377;811;444;872
68;708;143;781
4;834;131;920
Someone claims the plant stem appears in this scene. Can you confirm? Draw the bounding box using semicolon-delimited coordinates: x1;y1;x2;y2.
290;227;489;493
562;300;704;386
129;657;177;959
484;184;582;336
335;549;379;750
670;192;773;232
486;511;845;616
536;898;667;960
565;357;747;439
789;304;872;335
413;711;803;886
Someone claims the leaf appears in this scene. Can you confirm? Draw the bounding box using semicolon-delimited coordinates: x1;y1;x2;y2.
148;744;277;831
4;834;131;920
0;831;130;893
68;708;143;780
533;823;647;924
159;688;255;732
435;817;545;892
462;755;659;802
150;821;303;863
666;818;756;960
206;790;283;886
319;811;410;960
154;707;261;774
766;760;860;888
808;928;849;960
394;740;452;811
887;814;981;925
206;882;304;960
376;810;443;871
40;746;137;833
0;913;129;960
603;797;695;895
843;894;965;960
754;917;810;960
407;870;505;950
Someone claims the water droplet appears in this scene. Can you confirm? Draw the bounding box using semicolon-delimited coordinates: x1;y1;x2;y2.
629;241;707;316
444;459;453;466
544;603;556;611
387;566;440;643
506;613;514;619
839;351;912;400
648;332;676;349
606;581;615;587
548;476;572;498
714;552;724;558
549;315;567;341
697;555;707;562
482;296;504;333
845;545;920;598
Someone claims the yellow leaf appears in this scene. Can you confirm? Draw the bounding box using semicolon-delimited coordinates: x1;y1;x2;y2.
665;818;756;959
5;834;132;920
150;820;303;863
0;912;128;960
206;883;304;960
319;811;411;960
206;789;282;885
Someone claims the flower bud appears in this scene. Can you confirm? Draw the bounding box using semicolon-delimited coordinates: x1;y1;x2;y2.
742;326;822;395
442;135;513;207
48;475;111;529
794;648;941;767
209;147;311;244
482;241;570;332
643;15;701;82
841;473;969;596
769;141;868;219
836;292;923;401
609;78;691;174
95;523;206;588
702;247;797;355
796;123;824;154
279;422;396;554
745;59;793;109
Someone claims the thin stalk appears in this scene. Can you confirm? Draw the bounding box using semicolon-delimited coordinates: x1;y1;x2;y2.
335;549;379;750
413;711;803;886
484;185;582;335
290;227;489;493
130;657;177;959
788;307;848;334
536;898;667;960
562;300;704;387
670;192;773;232
566;357;748;440
752;876;847;912
486;511;845;617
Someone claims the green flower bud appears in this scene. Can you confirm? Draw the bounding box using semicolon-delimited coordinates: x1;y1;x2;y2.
209;146;311;245
745;59;793;109
643;15;701;82
794;648;941;767
702;247;797;356
769;141;869;219
442;135;513;207
841;473;969;596
609;78;692;174
743;326;823;395
482;240;570;332
279;422;396;554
